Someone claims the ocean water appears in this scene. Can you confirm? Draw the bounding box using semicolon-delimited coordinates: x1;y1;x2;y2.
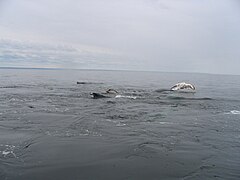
0;68;240;180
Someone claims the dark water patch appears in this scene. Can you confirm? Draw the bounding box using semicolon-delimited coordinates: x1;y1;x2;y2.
7;135;203;180
106;100;116;104
174;91;196;94
198;103;220;112
146;113;166;122
107;114;126;120
126;141;160;159
144;98;170;105
0;84;37;89
43;93;83;99
155;88;172;93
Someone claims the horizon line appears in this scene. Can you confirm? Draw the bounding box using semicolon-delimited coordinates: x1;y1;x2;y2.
0;66;239;77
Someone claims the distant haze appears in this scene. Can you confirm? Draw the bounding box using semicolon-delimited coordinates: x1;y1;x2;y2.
0;0;240;75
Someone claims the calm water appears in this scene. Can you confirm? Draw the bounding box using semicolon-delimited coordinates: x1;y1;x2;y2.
0;69;240;180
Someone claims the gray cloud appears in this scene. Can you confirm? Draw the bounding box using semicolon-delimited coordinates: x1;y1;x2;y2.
0;0;240;74
0;39;140;70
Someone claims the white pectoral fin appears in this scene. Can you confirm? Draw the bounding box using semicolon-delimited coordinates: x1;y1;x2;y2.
171;82;195;91
171;85;179;91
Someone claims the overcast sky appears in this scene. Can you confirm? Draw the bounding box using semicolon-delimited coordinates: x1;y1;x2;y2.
0;0;240;74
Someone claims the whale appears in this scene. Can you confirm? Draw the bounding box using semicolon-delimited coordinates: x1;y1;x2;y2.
91;89;118;99
171;82;195;91
91;92;111;99
91;83;196;99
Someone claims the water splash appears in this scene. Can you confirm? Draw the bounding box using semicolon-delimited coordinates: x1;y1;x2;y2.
0;144;17;158
228;110;240;115
115;95;137;99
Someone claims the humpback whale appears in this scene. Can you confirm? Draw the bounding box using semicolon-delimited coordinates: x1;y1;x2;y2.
171;82;195;91
91;89;118;99
90;83;196;99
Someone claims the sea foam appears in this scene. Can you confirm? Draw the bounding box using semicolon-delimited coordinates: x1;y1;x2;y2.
225;110;240;115
115;95;137;99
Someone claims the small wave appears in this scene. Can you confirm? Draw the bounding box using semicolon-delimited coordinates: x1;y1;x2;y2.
76;81;102;85
168;96;212;100
155;89;171;93
225;110;240;115
0;85;21;89
159;122;173;125
115;95;137;99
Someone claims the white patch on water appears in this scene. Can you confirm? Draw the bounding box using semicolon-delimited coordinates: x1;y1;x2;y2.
9;98;16;102
159;122;173;125
0;144;17;158
230;110;240;114
224;110;240;115
44;129;102;137
104;119;126;127
159;122;167;124
115;95;137;99
116;122;126;127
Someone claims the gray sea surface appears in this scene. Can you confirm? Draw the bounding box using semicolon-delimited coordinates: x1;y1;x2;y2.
0;68;240;180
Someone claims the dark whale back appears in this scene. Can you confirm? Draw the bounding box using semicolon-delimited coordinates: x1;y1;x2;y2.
91;93;110;99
